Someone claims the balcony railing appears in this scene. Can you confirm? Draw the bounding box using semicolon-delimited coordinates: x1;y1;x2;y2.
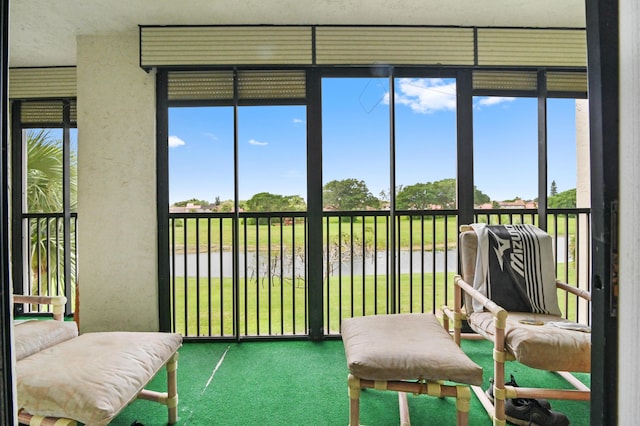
17;213;78;316
169;208;591;339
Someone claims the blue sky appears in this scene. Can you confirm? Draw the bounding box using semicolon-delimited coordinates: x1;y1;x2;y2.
168;78;577;205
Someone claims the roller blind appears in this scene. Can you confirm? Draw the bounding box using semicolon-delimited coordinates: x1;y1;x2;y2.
315;27;474;65
473;71;538;91
9;67;76;99
547;72;588;93
20;100;77;125
142;25;586;69
168;70;306;101
473;70;587;94
477;28;586;67
141;26;312;67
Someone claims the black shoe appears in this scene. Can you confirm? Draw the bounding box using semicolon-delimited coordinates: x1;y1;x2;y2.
505;398;570;426
485;374;552;410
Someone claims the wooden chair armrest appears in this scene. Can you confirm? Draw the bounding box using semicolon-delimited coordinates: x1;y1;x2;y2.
454;275;508;321
13;295;67;321
556;281;592;302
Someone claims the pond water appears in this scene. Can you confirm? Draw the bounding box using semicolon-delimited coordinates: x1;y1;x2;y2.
170;249;458;278
170;237;567;278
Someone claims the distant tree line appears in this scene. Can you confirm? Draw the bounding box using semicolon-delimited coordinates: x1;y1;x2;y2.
174;177;577;212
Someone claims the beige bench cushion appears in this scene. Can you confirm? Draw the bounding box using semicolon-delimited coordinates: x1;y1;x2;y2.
17;331;182;425
14;320;78;361
342;313;483;386
469;311;591;373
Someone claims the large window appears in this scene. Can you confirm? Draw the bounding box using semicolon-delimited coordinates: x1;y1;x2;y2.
322;78;389;211
238;106;307;210
547;98;583;209
169;105;307;211
12;102;78;315
169;107;234;209
395;77;458;210
473;96;538;207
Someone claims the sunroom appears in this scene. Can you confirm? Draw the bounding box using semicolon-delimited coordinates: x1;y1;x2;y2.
1;0;634;425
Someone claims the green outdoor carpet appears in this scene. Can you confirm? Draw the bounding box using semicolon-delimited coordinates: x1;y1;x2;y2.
110;339;590;426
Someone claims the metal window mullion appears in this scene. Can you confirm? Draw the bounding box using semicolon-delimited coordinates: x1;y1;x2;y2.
255;221;260;336
207;217;212;337
306;69;323;338
170;218;177;332
349;218;354;318
218;218;224;335
183;220;188;335
232;69;241;341
456;70;474;226
195;218;201;335
443;215;450;308
338;219;342;327
280;216;285;334
291;217;296;334
45;219;50;298
373;216;378;315
409;215;413;313
431;216;437;314
389;72;397;314
62;100;72;315
361;215;366;316
10;102;25;315
421;215;425;312
156;70;172;332
538;70;548;230
268;217;272;336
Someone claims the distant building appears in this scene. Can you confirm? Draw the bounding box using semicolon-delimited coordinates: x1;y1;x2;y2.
169;202;212;213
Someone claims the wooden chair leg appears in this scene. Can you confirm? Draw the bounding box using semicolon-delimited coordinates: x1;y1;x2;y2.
455;385;471;426
348;374;361;426
167;352;179;424
493;315;507;426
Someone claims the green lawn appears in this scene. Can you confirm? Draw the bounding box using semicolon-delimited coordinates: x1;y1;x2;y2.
170;213;581;253
171;263;582;337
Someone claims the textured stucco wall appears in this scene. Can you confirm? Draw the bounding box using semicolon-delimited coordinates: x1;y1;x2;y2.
76;32;159;332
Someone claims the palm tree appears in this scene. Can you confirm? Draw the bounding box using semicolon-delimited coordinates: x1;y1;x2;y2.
26;129;77;298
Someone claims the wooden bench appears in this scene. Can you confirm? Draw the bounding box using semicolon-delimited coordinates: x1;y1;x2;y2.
17;331;181;426
341;313;483;426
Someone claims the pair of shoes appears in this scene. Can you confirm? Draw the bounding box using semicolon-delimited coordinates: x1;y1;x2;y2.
485;374;551;409
504;398;570;426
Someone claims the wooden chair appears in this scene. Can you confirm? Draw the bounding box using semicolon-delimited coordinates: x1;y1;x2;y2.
443;224;591;425
13;294;182;425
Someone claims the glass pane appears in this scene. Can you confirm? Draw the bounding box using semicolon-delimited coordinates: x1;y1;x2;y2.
238;105;307;211
395;77;457;209
473;96;537;207
70;128;78;212
322;78;389;210
547;98;578;208
169;107;234;210
25;128;64;213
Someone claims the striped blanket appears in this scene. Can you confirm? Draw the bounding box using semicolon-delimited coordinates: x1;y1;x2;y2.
471;223;561;315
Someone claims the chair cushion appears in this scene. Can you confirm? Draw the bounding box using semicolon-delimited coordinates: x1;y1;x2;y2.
17;331;182;425
469;311;591;372
342;313;483;386
14;320;78;361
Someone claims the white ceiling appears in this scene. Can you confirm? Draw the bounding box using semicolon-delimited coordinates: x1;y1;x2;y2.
9;0;586;68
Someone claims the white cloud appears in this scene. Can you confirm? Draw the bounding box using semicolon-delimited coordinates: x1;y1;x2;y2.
475;97;516;108
203;132;218;141
391;78;457;114
292;118;305;125
248;139;268;146
168;135;185;148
